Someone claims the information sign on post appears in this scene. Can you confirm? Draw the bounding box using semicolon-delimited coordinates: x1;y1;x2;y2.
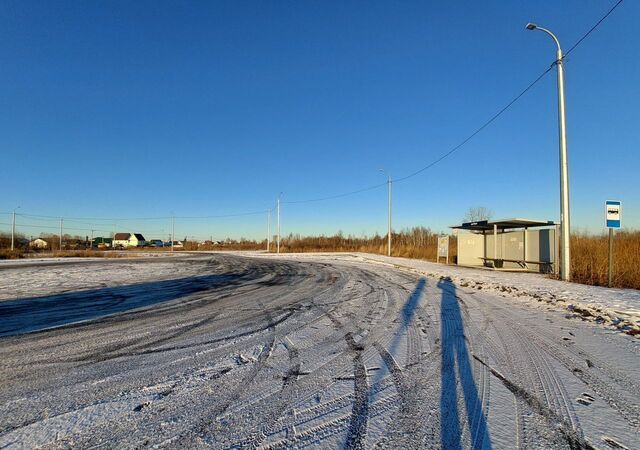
437;236;449;265
605;200;621;229
605;200;621;288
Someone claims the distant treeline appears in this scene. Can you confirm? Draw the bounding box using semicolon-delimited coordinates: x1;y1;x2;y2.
274;227;455;261
2;229;638;290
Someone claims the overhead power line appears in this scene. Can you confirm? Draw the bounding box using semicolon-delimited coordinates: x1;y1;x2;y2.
394;67;554;183
175;210;268;219
1;1;624;219
12;210;269;222
283;182;387;205
284;0;624;200
563;0;623;58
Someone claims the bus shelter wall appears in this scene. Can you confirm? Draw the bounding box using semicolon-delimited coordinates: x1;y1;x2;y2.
457;228;555;272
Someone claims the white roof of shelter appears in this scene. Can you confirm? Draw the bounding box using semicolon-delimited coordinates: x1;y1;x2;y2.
450;218;557;231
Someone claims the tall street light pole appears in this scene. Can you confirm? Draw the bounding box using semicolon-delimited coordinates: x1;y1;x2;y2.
526;23;571;281
11;206;20;251
380;170;392;257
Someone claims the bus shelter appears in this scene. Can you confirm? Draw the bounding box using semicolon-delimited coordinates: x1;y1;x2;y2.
450;218;558;273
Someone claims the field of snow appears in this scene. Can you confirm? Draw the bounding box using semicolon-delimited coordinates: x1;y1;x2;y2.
247;252;640;337
0;253;638;449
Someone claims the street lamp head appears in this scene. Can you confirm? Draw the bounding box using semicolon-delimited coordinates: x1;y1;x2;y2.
526;22;537;30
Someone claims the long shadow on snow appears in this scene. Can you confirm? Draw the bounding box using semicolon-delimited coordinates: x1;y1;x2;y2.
0;273;241;338
438;278;491;449
363;278;425;446
371;278;425;381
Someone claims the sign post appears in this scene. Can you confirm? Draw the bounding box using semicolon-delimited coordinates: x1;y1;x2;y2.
605;200;621;288
437;236;449;265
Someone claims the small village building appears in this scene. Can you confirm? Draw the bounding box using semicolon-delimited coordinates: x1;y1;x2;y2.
450;218;557;274
113;233;147;248
29;238;49;249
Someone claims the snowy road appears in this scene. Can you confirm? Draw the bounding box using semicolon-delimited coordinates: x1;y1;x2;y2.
0;254;638;449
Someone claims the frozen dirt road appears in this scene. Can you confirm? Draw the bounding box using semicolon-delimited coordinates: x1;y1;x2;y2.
0;254;638;449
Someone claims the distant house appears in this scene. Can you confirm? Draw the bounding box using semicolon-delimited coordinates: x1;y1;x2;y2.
29;238;48;249
113;233;146;248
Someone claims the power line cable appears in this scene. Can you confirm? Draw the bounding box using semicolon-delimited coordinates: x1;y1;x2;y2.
282;0;625;200
394;67;553;183
175;210;268;219
563;0;623;58
14;210;269;222
283;182;387;205
1;2;624;218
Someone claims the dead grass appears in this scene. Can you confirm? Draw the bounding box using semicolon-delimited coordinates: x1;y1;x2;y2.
278;229;639;290
2;229;638;290
571;230;640;290
276;227;457;262
0;249;24;260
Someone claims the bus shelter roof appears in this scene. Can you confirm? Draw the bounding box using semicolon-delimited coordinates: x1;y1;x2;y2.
450;218;557;232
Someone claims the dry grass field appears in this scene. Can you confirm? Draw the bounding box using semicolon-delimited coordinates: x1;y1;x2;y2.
571;230;640;290
2;229;638;289
277;228;456;262
276;229;640;290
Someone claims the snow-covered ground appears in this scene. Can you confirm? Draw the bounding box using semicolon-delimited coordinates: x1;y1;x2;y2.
0;253;638;449
245;252;640;337
0;253;194;302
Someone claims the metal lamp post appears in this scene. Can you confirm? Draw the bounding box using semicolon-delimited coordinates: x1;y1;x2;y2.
379;170;392;257
526;23;571;281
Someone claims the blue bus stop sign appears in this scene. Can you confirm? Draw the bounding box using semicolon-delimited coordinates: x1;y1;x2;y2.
605;200;621;229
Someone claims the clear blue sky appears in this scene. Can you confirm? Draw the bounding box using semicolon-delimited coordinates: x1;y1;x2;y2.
1;1;638;241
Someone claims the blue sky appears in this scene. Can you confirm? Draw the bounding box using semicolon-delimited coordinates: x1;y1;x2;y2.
1;1;637;241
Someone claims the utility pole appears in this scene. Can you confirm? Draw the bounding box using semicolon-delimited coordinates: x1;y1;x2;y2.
11;209;17;250
171;216;175;252
526;23;571;282
387;175;392;257
277;195;281;254
267;209;271;252
59;218;63;251
380;170;392;257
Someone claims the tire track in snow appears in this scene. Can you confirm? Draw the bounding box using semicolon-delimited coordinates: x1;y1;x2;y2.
457;288;585;448
344;332;369;450
229;273;398;449
473;354;596;450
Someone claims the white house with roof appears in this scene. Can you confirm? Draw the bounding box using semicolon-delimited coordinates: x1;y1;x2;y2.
113;233;146;248
29;238;49;249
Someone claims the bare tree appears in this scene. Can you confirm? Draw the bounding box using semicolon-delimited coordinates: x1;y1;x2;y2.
463;206;493;223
